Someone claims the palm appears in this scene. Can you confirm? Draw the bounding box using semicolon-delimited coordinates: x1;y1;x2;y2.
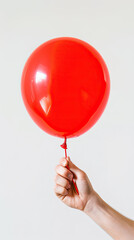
58;178;92;211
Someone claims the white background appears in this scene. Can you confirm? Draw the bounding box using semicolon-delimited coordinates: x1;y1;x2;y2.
0;0;134;239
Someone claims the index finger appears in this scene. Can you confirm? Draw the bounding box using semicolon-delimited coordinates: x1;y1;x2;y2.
59;157;69;167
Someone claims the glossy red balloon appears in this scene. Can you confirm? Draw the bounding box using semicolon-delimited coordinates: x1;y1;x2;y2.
21;37;110;138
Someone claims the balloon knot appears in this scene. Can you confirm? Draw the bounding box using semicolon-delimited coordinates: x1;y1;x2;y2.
60;137;67;149
60;142;67;149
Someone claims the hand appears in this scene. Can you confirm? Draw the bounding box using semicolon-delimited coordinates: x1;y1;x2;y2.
54;157;134;240
54;156;97;211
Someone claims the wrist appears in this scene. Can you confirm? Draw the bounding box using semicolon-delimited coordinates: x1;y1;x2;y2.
83;191;101;215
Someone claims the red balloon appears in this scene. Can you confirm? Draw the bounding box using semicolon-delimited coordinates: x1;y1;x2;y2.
21;37;110;138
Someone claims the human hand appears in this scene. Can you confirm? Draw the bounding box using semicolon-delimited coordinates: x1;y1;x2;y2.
54;157;134;240
54;156;97;211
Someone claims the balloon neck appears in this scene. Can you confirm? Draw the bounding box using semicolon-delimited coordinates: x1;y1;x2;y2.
60;136;67;149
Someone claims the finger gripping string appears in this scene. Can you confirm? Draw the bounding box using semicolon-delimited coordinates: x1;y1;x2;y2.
60;136;79;195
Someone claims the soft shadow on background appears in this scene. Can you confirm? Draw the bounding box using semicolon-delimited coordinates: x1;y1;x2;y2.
0;1;134;239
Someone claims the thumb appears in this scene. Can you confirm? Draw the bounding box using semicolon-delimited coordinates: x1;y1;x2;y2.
67;156;78;170
67;156;85;179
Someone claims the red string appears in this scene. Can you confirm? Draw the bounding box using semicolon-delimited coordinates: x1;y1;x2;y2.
60;136;67;158
60;137;79;195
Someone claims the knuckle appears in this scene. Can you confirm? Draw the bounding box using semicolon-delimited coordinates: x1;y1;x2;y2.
55;165;72;180
62;178;68;187
57;175;69;188
55;164;60;173
79;170;86;179
63;168;69;177
62;188;67;195
66;170;73;180
65;180;70;189
60;158;67;167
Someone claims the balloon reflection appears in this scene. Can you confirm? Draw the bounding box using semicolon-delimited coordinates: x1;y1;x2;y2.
35;71;47;84
40;94;52;115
